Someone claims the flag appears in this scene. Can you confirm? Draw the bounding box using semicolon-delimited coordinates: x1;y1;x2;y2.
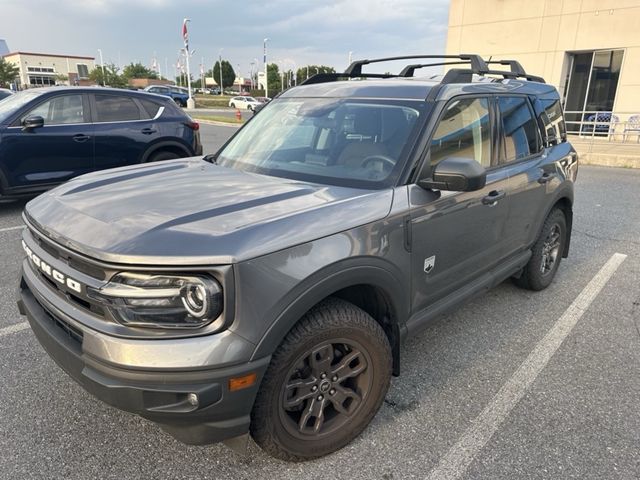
182;18;190;50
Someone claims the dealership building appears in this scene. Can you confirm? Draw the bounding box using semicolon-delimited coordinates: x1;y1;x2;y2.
446;0;640;131
2;51;96;88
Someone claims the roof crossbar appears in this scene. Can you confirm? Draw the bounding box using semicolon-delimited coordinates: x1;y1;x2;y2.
344;54;489;76
441;67;546;84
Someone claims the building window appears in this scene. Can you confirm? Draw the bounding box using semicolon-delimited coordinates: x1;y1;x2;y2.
563;49;624;133
28;75;56;86
77;64;89;79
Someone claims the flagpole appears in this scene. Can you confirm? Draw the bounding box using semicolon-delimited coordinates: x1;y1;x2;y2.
183;18;195;109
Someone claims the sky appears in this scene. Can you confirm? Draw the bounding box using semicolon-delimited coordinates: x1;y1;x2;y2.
0;0;450;77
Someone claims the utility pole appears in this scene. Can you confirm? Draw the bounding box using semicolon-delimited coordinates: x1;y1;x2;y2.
97;49;105;86
263;38;269;98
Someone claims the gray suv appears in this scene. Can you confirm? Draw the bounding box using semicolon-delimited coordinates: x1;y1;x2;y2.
17;55;577;461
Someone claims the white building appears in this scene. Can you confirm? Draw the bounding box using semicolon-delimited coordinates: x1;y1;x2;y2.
2;51;96;88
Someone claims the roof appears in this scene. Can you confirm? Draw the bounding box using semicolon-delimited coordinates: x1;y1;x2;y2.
280;75;556;101
2;51;94;60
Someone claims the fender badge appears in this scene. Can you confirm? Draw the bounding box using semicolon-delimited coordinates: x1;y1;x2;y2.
424;256;436;274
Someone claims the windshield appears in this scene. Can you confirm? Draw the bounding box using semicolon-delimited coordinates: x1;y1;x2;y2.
0;90;43;123
216;98;424;188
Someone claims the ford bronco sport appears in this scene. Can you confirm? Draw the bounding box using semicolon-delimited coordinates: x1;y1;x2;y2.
17;55;577;461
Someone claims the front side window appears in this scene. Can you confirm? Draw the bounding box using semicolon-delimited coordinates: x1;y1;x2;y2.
216;98;424;188
430;97;492;168
498;96;541;163
22;94;84;125
95;95;141;122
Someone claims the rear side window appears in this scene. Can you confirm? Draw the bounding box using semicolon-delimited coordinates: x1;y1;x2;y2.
95;95;141;122
430;97;492;168
139;98;162;119
497;96;541;163
540;99;567;145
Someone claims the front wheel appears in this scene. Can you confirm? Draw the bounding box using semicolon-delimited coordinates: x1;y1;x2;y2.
251;298;392;461
514;208;567;291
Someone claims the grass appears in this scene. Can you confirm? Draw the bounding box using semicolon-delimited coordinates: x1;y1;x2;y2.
192;114;244;125
194;94;234;108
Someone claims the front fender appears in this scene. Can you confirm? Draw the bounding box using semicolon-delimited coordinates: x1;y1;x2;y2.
248;258;410;361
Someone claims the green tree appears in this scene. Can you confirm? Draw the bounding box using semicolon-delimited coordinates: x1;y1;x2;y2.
122;62;157;79
89;63;127;88
267;63;281;95
0;58;19;88
296;65;336;84
213;60;235;89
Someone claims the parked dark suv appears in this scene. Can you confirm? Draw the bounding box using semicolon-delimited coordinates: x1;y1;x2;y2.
0;87;201;197
17;55;577;461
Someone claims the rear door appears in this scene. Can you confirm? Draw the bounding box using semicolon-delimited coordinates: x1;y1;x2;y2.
0;92;93;190
494;95;549;253
91;93;160;171
409;96;512;311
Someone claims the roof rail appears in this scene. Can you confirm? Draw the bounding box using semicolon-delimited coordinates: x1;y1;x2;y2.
441;67;546;84
300;72;398;86
298;54;545;87
344;54;489;76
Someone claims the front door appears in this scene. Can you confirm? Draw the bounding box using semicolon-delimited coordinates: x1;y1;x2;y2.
409;96;511;313
0;93;93;191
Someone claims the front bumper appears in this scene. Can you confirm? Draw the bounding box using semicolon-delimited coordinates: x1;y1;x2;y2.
18;268;270;445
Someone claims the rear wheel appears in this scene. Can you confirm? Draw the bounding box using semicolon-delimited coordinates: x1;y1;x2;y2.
145;150;182;163
514;208;567;291
251;298;392;461
230;102;236;108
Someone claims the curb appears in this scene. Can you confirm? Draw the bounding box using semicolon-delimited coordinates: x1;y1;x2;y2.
578;153;640;169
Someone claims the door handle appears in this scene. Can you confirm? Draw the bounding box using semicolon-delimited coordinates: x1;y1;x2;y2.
538;172;555;184
141;128;157;135
482;190;506;206
72;134;90;143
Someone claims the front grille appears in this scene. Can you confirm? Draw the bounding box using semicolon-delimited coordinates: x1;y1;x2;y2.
30;228;106;281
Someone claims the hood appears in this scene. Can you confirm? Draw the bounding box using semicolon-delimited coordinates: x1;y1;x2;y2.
24;158;394;265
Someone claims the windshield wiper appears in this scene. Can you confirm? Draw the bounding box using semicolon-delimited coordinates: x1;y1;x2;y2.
203;153;218;164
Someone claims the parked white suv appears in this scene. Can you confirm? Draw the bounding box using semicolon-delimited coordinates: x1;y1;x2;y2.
229;96;261;111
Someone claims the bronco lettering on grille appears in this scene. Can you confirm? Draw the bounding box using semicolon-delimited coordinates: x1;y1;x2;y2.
22;240;82;294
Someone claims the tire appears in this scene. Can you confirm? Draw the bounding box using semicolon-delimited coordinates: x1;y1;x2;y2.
230;103;235;108
174;98;183;107
145;150;182;163
251;298;392;461
514;208;567;291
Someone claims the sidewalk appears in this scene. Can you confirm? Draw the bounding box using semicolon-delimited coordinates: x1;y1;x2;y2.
567;135;640;168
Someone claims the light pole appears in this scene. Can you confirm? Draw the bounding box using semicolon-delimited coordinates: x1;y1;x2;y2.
250;61;255;90
263;38;269;98
218;48;224;96
97;49;105;86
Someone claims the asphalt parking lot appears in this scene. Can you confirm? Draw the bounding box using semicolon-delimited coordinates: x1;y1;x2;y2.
0;125;638;479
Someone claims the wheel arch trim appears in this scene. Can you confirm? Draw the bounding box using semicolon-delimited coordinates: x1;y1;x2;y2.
249;262;409;364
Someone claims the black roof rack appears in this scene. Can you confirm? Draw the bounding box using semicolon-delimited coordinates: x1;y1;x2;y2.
299;54;545;86
343;54;489;76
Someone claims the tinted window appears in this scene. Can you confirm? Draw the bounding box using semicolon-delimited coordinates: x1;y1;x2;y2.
95;95;141;122
540;99;566;144
498;97;541;163
139;98;162;119
23;94;84;125
430;97;492;168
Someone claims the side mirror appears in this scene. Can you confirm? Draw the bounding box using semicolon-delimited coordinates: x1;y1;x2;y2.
418;157;487;192
22;115;44;131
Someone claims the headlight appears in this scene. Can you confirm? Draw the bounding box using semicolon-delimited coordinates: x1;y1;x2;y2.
88;273;223;329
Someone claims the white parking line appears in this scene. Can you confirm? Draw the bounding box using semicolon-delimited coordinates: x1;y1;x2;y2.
426;252;628;480
0;321;29;337
0;225;23;233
